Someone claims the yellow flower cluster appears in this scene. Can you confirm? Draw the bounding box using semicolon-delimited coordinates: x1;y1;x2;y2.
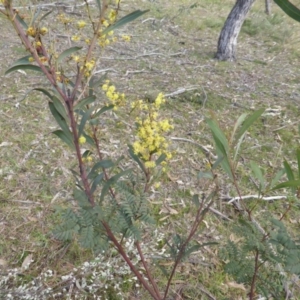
77;20;87;29
78;136;86;144
79;59;95;77
71;35;80;42
34;41;42;47
132;93;173;168
97;29;116;47
85;60;95;71
58;13;72;25
102;80;126;110
39;27;48;35
26;26;36;37
72;55;80;63
122;35;131;42
82;156;93;163
96;8;119;47
108;9;117;23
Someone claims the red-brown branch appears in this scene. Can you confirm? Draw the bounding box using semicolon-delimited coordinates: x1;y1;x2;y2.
102;221;161;300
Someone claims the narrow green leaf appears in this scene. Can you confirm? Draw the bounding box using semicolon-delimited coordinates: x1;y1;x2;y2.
274;0;300;22
283;159;296;194
49;102;71;137
128;145;145;172
82;132;95;146
51;95;68;121
283;160;295;181
93;105;114;118
74;95;96;110
32;88;53;100
297;148;300;179
88;160;114;179
95;0;101;14
220;157;233;180
250;161;265;190
206;118;229;153
102;10;149;35
212;155;224;170
52;130;74;149
270;169;285;189
91;173;104;194
82;150;92;159
235;108;265;142
16;13;28;29
70;169;81;186
40;10;53;22
198;171;214;180
213;136;233;179
20;87;53;103
233;132;246;162
213;134;227;157
32;7;41;24
78;107;95;137
5;64;43;75
272;180;300;191
230;112;248;144
57;46;82;64
155;153;167;166
100;169;132;202
192;194;200;208
11;55;33;67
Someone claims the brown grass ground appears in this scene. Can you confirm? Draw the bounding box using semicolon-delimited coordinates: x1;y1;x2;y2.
2;0;300;299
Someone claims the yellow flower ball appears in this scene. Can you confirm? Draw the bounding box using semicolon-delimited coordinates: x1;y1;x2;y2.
78;136;86;144
71;35;80;42
39;27;48;35
26;26;36;37
122;35;131;42
77;20;87;29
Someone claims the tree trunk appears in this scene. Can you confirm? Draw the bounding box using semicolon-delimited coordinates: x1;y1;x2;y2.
265;0;271;15
215;0;256;61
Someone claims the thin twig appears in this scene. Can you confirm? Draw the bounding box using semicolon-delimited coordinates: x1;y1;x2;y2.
163;197;215;299
209;207;231;221
136;241;162;299
223;194;287;204
164;86;201;98
102;222;161;300
125;69;151;76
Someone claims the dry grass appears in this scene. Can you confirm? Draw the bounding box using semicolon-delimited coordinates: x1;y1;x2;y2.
2;0;300;299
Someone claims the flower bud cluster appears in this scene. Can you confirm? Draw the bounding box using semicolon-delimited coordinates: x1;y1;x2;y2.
132;93;173;168
102;80;126;110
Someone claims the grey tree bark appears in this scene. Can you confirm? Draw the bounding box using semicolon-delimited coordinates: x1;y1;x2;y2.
265;0;271;15
215;0;256;61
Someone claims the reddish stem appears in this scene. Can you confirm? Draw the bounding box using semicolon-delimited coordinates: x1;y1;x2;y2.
136;241;162;299
249;249;260;300
91;126;118;202
66;99;95;206
163;198;214;299
102;221;161;300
